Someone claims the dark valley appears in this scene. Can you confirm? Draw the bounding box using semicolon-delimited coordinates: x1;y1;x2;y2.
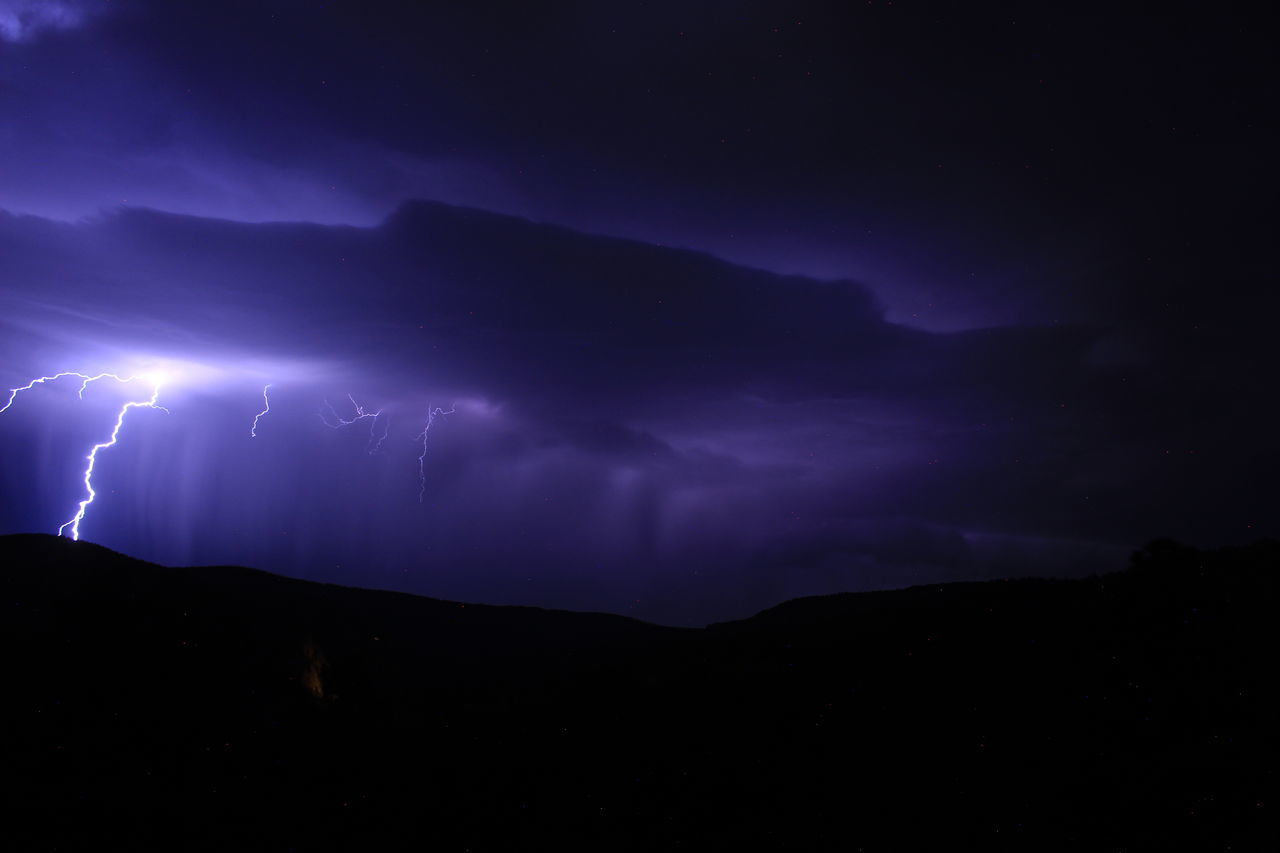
4;534;1274;850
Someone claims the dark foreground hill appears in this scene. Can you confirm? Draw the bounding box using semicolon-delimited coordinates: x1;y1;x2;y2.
3;535;1275;851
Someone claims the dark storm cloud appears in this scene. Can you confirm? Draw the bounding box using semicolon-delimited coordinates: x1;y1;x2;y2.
1;1;1271;329
0;201;1090;410
1;202;1270;623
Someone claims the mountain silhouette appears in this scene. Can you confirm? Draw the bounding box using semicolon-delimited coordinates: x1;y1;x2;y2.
3;533;1274;850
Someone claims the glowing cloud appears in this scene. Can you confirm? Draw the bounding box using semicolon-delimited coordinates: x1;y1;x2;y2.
0;0;98;44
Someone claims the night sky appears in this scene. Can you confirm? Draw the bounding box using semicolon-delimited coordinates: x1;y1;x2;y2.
0;0;1274;625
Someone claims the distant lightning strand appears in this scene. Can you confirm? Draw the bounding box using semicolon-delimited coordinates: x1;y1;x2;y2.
369;413;391;454
415;404;454;503
1;371;137;413
318;393;376;427
250;384;272;437
56;381;168;541
319;393;388;453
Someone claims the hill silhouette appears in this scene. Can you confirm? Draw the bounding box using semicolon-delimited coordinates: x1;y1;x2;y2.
3;533;1275;851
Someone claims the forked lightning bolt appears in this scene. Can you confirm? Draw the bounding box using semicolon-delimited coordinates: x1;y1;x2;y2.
415;404;454;503
250;384;272;437
319;393;389;453
1;371;136;413
57;380;168;541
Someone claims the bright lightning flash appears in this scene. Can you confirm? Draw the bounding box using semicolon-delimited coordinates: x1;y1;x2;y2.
415;404;454;503
5;363;459;542
57;379;168;541
2;369;177;540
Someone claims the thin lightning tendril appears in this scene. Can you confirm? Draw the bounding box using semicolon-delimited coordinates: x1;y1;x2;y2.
319;393;388;453
250;384;272;437
415;404;454;503
369;414;391;454
56;381;168;541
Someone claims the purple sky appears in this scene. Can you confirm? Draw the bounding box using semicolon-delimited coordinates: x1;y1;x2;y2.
0;1;1274;624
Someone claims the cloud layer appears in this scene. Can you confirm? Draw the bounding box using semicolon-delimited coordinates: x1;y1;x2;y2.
2;1;1269;331
3;202;1266;624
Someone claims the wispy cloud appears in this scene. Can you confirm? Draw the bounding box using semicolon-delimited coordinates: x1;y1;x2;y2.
0;0;101;43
